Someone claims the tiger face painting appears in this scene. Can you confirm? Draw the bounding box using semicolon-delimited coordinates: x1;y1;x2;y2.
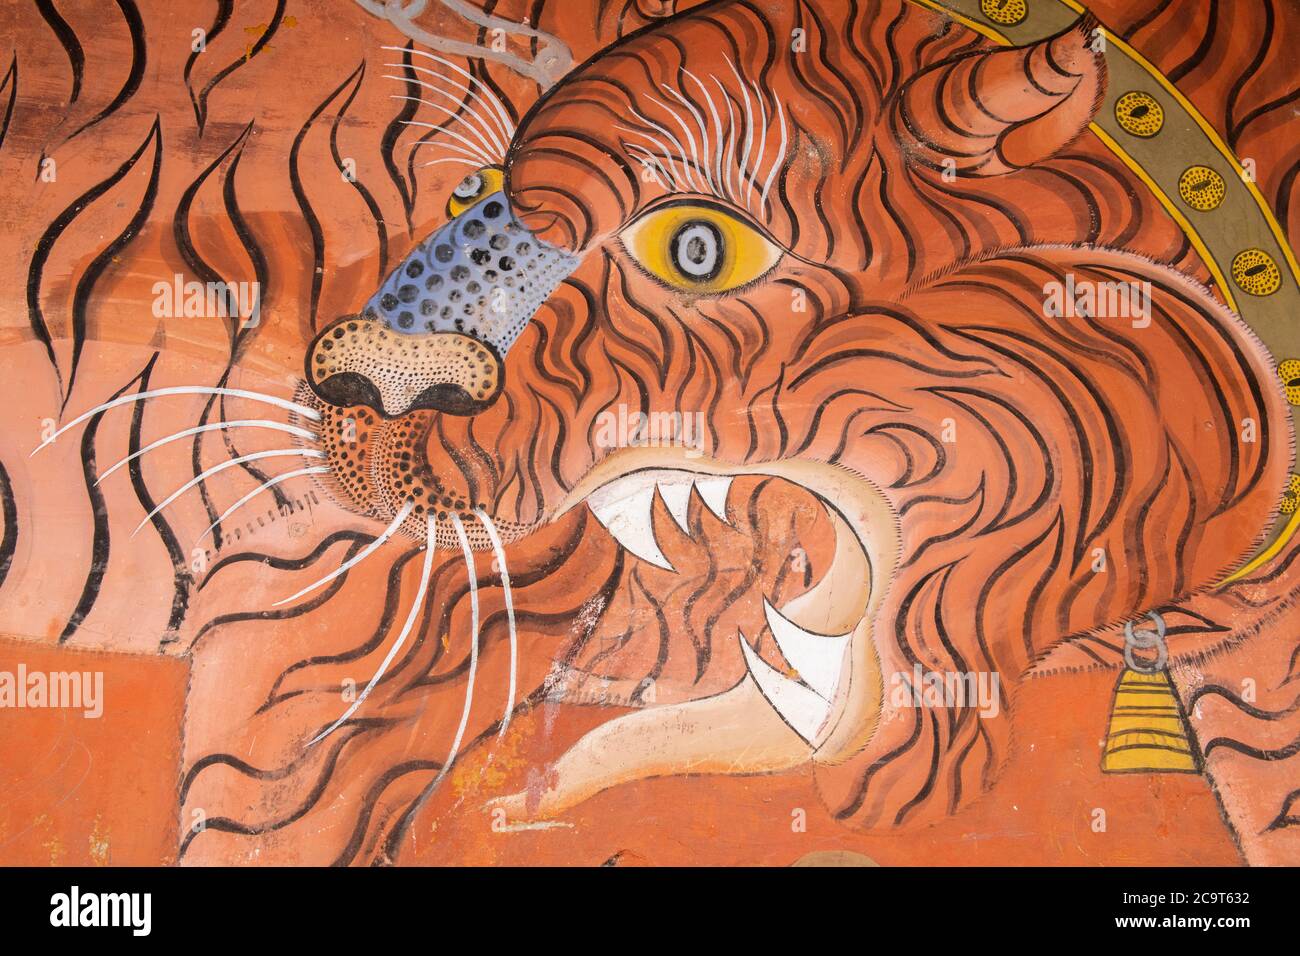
5;0;1300;867
293;0;1285;832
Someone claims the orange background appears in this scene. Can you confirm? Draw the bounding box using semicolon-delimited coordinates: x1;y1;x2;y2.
0;636;1236;865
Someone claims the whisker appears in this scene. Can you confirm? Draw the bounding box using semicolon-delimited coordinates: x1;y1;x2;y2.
197;466;331;543
271;498;416;606
307;506;435;747
31;386;321;456
412;512;481;783
132;449;326;537
96;420;318;485
476;509;516;738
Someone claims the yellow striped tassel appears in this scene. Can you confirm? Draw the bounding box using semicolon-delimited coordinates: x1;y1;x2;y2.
1101;669;1200;774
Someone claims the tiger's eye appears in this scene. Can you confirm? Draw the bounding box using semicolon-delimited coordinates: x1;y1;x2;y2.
619;202;781;294
454;173;484;200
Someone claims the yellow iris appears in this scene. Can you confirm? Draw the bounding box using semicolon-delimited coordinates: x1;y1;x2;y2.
620;202;782;294
447;166;505;217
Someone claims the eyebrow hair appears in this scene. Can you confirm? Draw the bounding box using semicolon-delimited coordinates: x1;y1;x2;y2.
615;55;789;223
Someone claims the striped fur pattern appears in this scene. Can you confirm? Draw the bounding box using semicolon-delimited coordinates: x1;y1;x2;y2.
1;0;1297;864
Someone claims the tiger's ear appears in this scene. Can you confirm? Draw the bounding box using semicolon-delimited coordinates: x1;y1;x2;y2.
895;15;1106;177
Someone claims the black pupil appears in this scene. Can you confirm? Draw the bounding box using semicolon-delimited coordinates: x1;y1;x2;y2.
671;220;722;282
685;235;709;265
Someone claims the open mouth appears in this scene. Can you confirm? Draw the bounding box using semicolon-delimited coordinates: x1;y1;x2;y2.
299;383;898;755
554;446;898;752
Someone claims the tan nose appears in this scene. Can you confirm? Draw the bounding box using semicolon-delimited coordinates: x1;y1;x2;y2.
305;315;503;417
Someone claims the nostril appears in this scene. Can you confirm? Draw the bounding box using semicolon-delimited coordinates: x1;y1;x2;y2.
306;315;503;418
311;371;384;413
407;382;495;417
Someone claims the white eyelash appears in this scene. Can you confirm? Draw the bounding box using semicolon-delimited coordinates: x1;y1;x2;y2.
661;85;715;196
622;143;679;191
383;45;516;141
715;75;739;206
383;46;520;172
618;66;789;223
760;95;788;214
749;76;770;213
400;118;493;167
411;137;490;162
385;74;508;156
616;121;690;190
390;93;504;161
682;69;725;196
648;92;708;193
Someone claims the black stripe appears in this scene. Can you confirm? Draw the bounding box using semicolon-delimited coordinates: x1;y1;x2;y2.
34;0;83;105
62;0;145;144
64;117;164;411
0;456;17;593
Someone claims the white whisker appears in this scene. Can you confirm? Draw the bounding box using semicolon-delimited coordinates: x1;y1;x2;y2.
272;498;416;606
31;386;320;456
416;512;481;783
132;448;325;537
198;466;330;543
308;506;436;747
96;420;318;485
476;509;516;738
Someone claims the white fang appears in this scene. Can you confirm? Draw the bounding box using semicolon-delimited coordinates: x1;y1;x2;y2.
763;598;850;702
657;480;693;535
693;476;732;524
588;476;674;571
738;631;830;744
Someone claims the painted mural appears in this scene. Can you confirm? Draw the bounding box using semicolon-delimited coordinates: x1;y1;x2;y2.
1;0;1299;867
